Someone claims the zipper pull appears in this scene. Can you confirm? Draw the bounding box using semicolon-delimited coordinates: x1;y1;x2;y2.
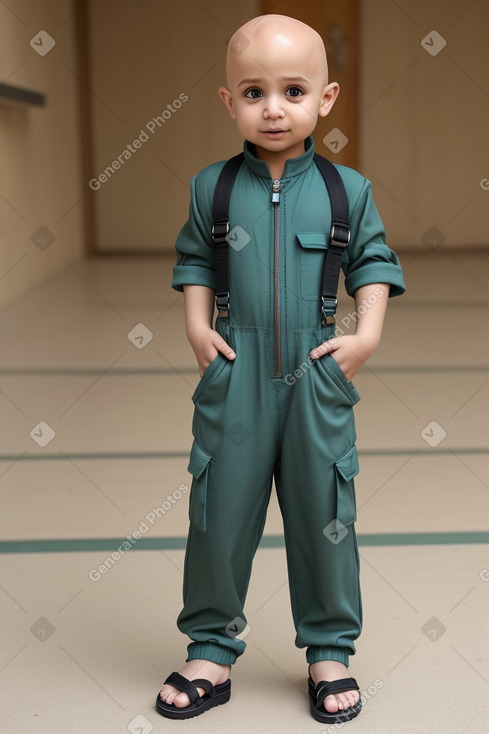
271;179;281;203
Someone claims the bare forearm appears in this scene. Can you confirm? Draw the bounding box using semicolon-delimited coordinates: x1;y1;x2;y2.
183;284;235;375
183;284;215;340
353;283;390;350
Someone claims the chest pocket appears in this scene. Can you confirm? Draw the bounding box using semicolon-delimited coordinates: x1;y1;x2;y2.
297;232;329;302
297;232;349;303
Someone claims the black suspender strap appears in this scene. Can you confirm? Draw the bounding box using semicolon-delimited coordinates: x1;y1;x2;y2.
211;152;245;314
211;151;350;324
312;153;350;325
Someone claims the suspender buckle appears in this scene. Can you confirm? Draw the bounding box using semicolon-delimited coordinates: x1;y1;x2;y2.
321;296;337;325
330;224;350;248
211;220;230;244
213;220;230;314
216;291;230;315
321;224;349;325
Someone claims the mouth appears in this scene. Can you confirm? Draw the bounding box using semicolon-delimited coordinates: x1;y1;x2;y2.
261;129;289;138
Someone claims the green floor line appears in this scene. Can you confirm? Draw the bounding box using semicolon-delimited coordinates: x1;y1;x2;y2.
1;447;488;462
0;532;488;554
0;451;191;462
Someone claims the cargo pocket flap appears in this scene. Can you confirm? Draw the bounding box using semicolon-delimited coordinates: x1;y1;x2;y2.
335;444;359;482
297;232;329;249
187;441;212;533
334;444;359;527
187;441;211;479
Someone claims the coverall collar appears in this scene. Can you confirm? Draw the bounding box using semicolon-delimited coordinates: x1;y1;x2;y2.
243;135;315;179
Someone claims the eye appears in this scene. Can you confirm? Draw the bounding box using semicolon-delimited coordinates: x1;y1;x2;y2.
285;86;303;98
244;88;263;99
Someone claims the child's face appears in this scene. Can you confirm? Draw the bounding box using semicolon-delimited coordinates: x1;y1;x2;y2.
219;16;338;163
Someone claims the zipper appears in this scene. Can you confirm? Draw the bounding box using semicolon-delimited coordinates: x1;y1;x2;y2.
271;179;281;377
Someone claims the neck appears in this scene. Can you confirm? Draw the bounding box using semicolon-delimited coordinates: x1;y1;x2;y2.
254;140;306;179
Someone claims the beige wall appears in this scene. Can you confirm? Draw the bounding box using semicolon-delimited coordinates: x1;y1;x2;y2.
90;0;489;254
359;0;489;249
88;0;259;252
1;0;486;307
0;0;84;308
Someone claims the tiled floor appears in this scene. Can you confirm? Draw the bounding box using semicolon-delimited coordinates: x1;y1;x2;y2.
0;251;488;733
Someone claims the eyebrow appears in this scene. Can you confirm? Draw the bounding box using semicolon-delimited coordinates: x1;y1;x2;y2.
237;75;310;87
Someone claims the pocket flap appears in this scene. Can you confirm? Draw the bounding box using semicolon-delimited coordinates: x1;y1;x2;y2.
296;232;329;249
334;444;359;481
187;441;212;479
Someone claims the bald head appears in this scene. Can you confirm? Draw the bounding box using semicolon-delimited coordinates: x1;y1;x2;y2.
218;13;339;163
226;14;329;90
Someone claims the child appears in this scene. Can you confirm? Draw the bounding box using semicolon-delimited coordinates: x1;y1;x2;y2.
156;13;405;724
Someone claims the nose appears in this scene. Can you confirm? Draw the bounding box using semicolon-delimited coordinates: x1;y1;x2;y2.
264;94;285;119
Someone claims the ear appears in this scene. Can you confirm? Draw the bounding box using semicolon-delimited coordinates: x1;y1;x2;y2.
219;86;236;119
318;82;340;118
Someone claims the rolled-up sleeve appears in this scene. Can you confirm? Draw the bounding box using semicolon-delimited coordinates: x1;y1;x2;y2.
343;178;406;298
171;169;219;292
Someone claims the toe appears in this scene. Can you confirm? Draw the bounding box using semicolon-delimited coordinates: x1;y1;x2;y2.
324;690;359;714
351;691;360;707
164;690;177;704
340;690;359;710
324;694;339;713
162;686;206;709
173;691;191;708
347;689;360;707
159;685;169;702
159;685;186;707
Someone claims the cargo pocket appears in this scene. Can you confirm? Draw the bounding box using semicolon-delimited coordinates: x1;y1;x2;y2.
318;353;361;405
187;440;212;533
191;352;229;405
334;444;359;526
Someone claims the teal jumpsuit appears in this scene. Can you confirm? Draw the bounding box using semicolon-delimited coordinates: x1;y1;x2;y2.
171;135;405;668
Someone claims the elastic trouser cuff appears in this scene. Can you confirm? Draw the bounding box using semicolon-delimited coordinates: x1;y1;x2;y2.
306;646;350;666
186;641;238;666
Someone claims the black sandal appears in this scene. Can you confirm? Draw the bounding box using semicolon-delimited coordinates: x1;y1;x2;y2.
155;671;231;719
308;665;361;724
